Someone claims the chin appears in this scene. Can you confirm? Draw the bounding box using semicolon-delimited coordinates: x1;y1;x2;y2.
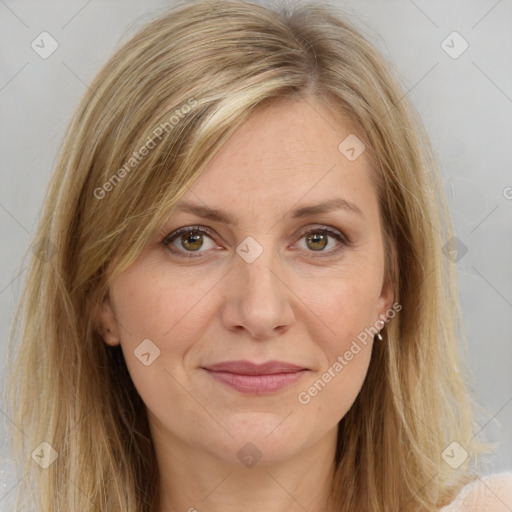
211;416;310;466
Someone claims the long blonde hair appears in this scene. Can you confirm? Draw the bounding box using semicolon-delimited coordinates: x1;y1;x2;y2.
4;1;492;510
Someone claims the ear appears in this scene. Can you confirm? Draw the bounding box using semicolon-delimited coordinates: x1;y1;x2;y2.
375;274;396;329
96;293;121;346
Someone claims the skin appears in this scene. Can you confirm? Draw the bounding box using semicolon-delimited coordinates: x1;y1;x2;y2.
98;95;394;512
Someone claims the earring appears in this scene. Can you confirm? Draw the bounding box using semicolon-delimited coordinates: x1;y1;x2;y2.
375;331;383;341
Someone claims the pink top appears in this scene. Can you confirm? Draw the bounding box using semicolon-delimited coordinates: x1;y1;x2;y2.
439;472;512;511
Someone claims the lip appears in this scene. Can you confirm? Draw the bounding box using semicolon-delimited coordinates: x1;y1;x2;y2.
203;360;307;375
202;360;308;394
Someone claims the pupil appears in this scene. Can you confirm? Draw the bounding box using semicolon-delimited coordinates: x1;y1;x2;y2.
307;232;327;251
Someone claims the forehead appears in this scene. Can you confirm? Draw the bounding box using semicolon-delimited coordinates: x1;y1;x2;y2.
175;97;379;226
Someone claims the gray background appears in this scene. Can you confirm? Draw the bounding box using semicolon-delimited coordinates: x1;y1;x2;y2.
1;0;511;507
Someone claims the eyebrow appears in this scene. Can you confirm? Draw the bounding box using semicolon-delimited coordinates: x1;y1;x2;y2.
173;198;366;224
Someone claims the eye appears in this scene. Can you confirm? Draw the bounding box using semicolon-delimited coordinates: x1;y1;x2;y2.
161;224;349;259
293;226;348;256
162;226;219;257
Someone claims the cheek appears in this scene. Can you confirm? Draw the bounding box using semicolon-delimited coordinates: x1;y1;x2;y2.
297;288;375;424
293;264;380;416
303;267;382;352
110;258;218;343
108;263;209;393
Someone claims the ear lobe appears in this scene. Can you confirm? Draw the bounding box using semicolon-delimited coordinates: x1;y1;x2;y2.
96;296;121;346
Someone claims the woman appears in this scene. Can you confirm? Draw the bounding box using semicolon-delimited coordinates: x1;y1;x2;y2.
4;1;511;511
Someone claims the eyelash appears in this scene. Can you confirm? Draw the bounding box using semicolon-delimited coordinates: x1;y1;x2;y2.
161;225;350;259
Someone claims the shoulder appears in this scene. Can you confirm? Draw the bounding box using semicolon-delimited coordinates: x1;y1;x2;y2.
439;472;512;511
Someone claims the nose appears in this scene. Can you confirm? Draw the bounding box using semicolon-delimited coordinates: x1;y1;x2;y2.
220;242;295;340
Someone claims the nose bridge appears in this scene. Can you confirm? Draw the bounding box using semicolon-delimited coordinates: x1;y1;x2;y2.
237;233;283;302
222;234;294;338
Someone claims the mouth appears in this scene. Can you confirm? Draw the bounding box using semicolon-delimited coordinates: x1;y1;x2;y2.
201;360;309;394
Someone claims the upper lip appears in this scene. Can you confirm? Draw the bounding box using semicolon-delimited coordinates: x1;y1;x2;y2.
202;360;307;375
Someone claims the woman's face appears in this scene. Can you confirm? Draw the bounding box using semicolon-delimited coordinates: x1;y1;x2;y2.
100;96;394;467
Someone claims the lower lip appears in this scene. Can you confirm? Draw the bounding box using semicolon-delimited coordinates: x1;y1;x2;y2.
204;369;307;394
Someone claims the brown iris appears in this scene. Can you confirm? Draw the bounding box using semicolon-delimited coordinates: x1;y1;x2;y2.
306;232;328;251
181;231;204;251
